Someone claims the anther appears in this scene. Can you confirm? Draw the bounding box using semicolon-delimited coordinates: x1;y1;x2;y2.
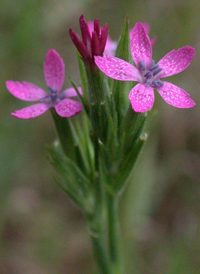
153;67;162;76
156;80;164;87
48;86;57;94
140;61;146;71
146;79;152;85
152;80;164;87
144;71;152;79
151;60;155;67
149;64;159;71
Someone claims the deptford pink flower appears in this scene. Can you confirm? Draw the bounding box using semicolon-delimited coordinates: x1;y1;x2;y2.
6;49;83;119
95;22;195;112
69;15;108;66
88;21;117;56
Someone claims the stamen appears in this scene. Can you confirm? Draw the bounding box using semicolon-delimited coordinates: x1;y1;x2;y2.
149;64;159;71
40;95;51;103
140;61;146;71
153;67;162;76
146;79;152;85
156;80;164;87
48;86;57;94
151;59;155;67
144;71;152;79
152;80;164;87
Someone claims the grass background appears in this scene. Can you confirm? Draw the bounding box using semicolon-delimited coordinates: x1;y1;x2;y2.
0;0;200;273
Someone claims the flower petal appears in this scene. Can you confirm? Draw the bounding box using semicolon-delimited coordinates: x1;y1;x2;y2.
6;81;47;101
156;81;195;108
54;99;83;117
128;83;154;112
104;37;117;56
61;87;82;98
141;23;150;35
44;49;65;94
130;22;152;70
158;46;195;78
94;55;141;81
11;103;50;119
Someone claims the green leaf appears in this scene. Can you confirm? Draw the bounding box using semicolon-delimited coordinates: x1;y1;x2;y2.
111;15;133;124
70;78;90;116
77;50;88;100
47;145;91;209
71;116;95;178
50;109;76;159
115;134;147;192
120;104;147;154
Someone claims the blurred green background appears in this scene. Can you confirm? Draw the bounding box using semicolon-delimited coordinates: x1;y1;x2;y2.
0;0;200;273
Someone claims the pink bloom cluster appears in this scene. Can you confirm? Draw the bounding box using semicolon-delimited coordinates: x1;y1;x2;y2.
6;50;83;119
95;22;195;112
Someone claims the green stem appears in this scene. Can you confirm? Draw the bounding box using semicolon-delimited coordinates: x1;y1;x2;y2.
107;193;124;274
50;109;75;159
90;234;111;274
89;191;124;274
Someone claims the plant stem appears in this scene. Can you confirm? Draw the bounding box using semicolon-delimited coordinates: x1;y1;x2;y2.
107;193;124;274
90;234;111;274
89;191;124;274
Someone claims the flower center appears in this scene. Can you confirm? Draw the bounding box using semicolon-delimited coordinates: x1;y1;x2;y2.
140;60;164;88
40;86;61;106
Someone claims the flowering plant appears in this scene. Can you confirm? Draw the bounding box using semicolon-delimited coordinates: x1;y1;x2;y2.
6;15;195;274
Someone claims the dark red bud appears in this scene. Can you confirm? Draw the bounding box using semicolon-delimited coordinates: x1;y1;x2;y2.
99;23;108;55
79;15;92;55
94;19;100;37
92;32;100;56
69;29;91;62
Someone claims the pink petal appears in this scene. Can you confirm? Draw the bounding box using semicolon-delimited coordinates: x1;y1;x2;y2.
130;24;156;49
158;46;195;78
54;99;83;117
130;22;152;70
104;36;117;56
61;87;82;98
128;83;154;112
11;103;50;119
6;81;47;101
150;36;157;47
44;49;65;94
88;21;94;34
141;23;150;35
156;81;195;108
94;55;141;81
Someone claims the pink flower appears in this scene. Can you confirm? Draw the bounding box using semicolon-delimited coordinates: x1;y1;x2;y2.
6;49;83;119
95;22;195;112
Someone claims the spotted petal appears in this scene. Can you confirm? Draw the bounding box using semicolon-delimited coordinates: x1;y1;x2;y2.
11;103;50;119
156;81;195;108
94;55;141;81
61;87;82;98
158;46;195;78
54;99;83;117
128;83;154;112
6;81;47;101
44;49;65;94
130;22;152;70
